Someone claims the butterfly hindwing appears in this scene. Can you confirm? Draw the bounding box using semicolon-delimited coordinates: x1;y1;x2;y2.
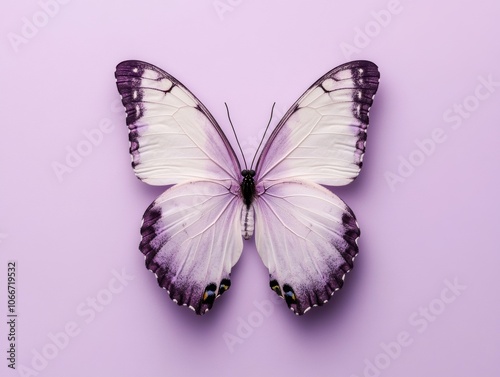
141;180;243;314
253;180;359;315
115;60;241;185
256;60;380;186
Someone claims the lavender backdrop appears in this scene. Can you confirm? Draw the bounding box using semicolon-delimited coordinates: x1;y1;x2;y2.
1;1;499;376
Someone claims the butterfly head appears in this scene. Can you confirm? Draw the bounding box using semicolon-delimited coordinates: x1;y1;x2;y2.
241;169;255;177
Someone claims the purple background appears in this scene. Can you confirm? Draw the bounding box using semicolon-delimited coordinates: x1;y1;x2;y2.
1;1;499;376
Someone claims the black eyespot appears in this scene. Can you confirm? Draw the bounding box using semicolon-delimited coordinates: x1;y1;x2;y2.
249;170;256;177
270;280;282;297
202;283;217;305
218;279;231;295
241;169;248;176
282;284;297;306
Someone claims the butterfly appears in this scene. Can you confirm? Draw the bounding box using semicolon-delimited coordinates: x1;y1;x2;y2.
115;60;380;315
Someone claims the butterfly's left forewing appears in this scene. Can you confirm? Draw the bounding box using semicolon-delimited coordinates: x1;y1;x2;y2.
115;61;244;314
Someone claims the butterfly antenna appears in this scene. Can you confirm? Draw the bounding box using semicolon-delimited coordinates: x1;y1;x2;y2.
250;102;276;169
225;103;248;170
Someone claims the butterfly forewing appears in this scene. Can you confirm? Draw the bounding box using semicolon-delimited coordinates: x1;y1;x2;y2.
256;61;380;186
115;60;241;185
254;180;359;314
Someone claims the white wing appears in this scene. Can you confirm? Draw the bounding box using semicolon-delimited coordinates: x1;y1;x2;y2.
115;60;241;185
115;61;245;314
253;180;359;315
252;61;379;315
141;180;243;315
255;61;380;186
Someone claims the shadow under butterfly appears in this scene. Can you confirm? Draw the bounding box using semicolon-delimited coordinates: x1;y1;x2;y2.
114;60;380;316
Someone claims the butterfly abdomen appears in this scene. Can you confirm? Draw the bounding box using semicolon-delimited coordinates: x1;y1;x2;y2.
240;170;256;240
240;204;254;240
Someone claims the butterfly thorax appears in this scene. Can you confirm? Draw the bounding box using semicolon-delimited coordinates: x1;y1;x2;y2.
240;169;256;207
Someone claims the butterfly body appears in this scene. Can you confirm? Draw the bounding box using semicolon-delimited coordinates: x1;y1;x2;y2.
231;169;256;240
115;60;379;315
